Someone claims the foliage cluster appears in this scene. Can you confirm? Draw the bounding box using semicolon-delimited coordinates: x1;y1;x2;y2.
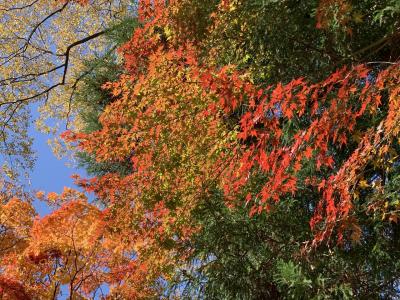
0;0;400;299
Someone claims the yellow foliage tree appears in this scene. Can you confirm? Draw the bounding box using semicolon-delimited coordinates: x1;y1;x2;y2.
0;0;133;177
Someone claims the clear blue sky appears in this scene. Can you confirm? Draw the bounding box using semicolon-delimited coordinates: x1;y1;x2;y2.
28;104;88;216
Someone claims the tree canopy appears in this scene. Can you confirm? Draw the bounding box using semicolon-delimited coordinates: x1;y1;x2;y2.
0;0;400;299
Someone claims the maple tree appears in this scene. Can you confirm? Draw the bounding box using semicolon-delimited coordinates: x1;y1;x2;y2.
1;0;400;298
65;0;400;297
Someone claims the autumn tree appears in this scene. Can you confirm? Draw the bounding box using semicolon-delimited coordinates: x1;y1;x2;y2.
0;0;135;178
1;0;400;299
68;1;398;297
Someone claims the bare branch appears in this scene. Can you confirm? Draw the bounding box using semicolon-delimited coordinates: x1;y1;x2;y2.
0;30;106;108
0;0;40;12
0;2;69;67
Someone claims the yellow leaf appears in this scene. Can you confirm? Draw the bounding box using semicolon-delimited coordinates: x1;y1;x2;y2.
358;180;369;189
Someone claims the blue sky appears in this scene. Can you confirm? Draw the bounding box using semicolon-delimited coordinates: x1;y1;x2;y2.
28;104;88;216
